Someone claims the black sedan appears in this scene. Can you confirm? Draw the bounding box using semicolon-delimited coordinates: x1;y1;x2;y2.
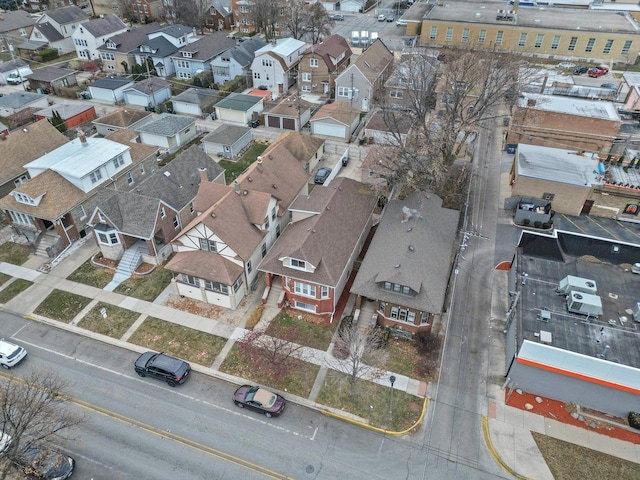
14;444;75;480
134;351;191;387
314;167;332;184
233;385;286;417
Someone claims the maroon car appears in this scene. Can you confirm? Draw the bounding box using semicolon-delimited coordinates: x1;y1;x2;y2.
233;385;286;417
588;66;609;78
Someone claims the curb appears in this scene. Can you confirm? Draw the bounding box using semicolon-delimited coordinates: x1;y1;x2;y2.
481;416;533;480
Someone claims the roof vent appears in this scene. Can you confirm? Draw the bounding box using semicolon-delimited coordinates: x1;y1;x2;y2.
272;183;277;189
211;213;216;218
395;264;401;268
268;154;273;160
243;190;249;195
163;171;171;177
408;245;414;251
248;177;253;182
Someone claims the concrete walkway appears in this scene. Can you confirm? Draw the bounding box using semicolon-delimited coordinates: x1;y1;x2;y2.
1;239;639;480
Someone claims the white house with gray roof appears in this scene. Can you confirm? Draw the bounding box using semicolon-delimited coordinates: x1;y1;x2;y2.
122;77;171;108
169;31;235;80
88;76;135;103
171;87;224;117
211;36;266;85
29;6;90;54
72;14;128;61
135;113;197;152
350;191;459;336
202;124;252;159
0;91;49;117
250;38;307;98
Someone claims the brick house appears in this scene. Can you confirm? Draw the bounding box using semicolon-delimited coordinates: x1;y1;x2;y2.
97;23;161;75
298;34;351;95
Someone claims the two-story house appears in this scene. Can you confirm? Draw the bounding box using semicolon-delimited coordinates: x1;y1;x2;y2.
205;0;234;31
350;191;459;337
0;10;36;43
166;144;310;309
334;38;394;112
132;25;197;78
383;49;438;110
97;23;161;75
170;31;235;81
298;34;352;95
0;131;157;254
250;38;307;99
259;177;377;318
211;36;266;85
29;6;90;55
72;14;128;61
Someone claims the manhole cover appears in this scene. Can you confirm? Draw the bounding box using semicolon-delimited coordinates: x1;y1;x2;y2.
305;465;315;474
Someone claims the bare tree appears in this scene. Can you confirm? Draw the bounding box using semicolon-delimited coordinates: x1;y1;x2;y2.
249;0;281;40
0;370;84;480
283;0;309;40
238;326;307;382
327;319;387;396
305;3;334;44
172;0;212;34
114;0;135;21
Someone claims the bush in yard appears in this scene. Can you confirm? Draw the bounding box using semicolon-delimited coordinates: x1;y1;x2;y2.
522;218;530;226
415;330;440;355
40;48;59;62
628;412;640;430
534;221;542;228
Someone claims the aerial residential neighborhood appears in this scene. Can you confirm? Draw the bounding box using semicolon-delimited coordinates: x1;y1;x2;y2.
0;0;640;478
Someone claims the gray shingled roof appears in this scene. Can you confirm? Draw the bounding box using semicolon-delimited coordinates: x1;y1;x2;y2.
89;76;133;90
123;77;170;95
0;91;46;109
82;14;127;37
0;59;29;74
43;5;88;24
171;31;234;62
227;37;266;67
132;36;180;58
97;23;160;53
350;191;459;313
0;10;36;33
33;23;64;42
203;123;250;145
155;24;193;38
135;113;195;136
95;145;224;237
26;66;75;82
172;87;224;107
215;93;262;112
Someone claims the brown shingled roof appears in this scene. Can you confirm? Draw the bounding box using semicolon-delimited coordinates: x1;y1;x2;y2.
165;249;244;284
354;39;394;84
263;95;313;116
305;34;352;73
262;132;324;167
93;108;152;128
311;102;360;126
0;120;69;185
105;129;158;163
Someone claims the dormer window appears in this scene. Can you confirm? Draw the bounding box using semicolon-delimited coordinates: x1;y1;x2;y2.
112;155;124;169
89;169;103;184
383;282;412;295
107;41;117;49
14;192;36;205
182;51;193;58
290;259;306;270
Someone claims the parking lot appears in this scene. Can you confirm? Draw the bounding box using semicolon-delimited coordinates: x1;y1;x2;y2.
552;213;640;244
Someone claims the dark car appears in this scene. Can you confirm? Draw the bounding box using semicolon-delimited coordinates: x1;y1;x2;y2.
331;13;344;20
588;66;609;78
573;66;589;75
233;385;286;417
248;119;260;128
14;444;75;480
386;15;394;22
134;351;191;387
600;83;617;90
314;167;332;184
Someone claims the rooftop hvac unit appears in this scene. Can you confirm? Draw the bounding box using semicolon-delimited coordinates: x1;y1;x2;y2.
556;275;597;296
566;291;603;317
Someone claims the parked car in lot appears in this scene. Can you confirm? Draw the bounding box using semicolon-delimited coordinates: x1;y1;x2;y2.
0;339;27;369
377;14;386;21
14;444;75;480
6;73;22;85
573;65;589;75
600;83;617;90
588;66;609;78
233;385;286;417
331;13;344;20
386;15;394;22
314;167;332;184
134;351;191;386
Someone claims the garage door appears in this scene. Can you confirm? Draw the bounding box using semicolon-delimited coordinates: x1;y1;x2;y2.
313;122;345;138
282;118;296;130
267;116;281;128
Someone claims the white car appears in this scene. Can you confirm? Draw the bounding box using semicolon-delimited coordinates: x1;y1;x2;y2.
6;74;22;85
0;339;27;369
377;14;386;21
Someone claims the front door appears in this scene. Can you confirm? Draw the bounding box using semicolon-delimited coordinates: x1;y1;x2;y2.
323;82;329;94
362;97;369;111
581;200;594;215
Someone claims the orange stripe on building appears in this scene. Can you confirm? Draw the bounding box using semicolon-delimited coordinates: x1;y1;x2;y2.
516;357;640;395
495;261;512;271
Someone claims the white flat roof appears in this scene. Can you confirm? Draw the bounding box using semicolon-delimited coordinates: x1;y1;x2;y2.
518;93;620;121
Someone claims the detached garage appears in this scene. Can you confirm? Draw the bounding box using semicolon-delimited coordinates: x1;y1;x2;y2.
214;93;264;125
122;77;171;108
88;76;135;104
263;95;312;131
310;102;360;140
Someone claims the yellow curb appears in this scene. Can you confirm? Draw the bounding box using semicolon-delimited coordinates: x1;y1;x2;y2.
481;416;533;480
322;396;428;436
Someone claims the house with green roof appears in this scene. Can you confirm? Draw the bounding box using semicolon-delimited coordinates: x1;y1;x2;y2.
214;93;264;124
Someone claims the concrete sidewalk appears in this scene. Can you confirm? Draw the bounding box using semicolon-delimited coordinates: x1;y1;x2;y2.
1;240;639;479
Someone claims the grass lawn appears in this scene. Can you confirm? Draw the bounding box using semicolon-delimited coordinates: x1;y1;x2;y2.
0;273;11;286
220;344;319;398
34;290;92;322
67;259;113;288
316;370;423;431
266;312;337;351
127;316;227;366
0;279;33;304
220;142;268;183
532;432;640;480
114;267;172;302
77;302;140;339
369;338;438;383
0;243;30;265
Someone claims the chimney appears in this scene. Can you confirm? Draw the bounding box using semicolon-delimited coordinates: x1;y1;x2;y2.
234;179;240;194
198;167;207;184
257;156;263;172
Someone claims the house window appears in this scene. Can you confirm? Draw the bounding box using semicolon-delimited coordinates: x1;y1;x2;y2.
247;260;252;273
551;35;560;50
160;207;166;218
140;165;145;174
294;300;316;312
407;311;416;324
622;40;632;55
390;306;398;319
603;39;614;54
310;58;318;68
478;29;486;44
97;230;119;245
177;60;190;68
126;172;133;185
421;312;429;324
302;72;311;82
253;72;260;79
101;52;115;61
585;37;595;53
301;85;311;92
291;259;306;270
173;216;179;229
461;28;470;43
261;243;267;257
429;26;437;40
518;33;527;47
199;238;217;252
8;210;34;226
204;280;229;294
190;202;195;214
13;174;28;186
445;27;453;42
233;276;243;291
89;169;103;184
276;224;281;237
321;286;329;299
178;72;192;79
495;31;503;46
182;274;200;287
271;207;276;221
262;58;273;67
14;193;34;205
389;90;403;99
294;281;316;298
534;34;543;48
74;204;86;220
568;36;578;51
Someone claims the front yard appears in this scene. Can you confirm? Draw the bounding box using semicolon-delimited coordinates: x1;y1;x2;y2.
67;258;113;288
34;290;92;322
76;302;140;338
0;242;30;265
114;267;173;302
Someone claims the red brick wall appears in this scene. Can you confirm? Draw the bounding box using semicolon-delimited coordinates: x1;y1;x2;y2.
280;276;335;316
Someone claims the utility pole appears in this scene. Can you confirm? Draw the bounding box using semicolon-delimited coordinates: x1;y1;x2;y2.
1;34;26;90
144;56;158;110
